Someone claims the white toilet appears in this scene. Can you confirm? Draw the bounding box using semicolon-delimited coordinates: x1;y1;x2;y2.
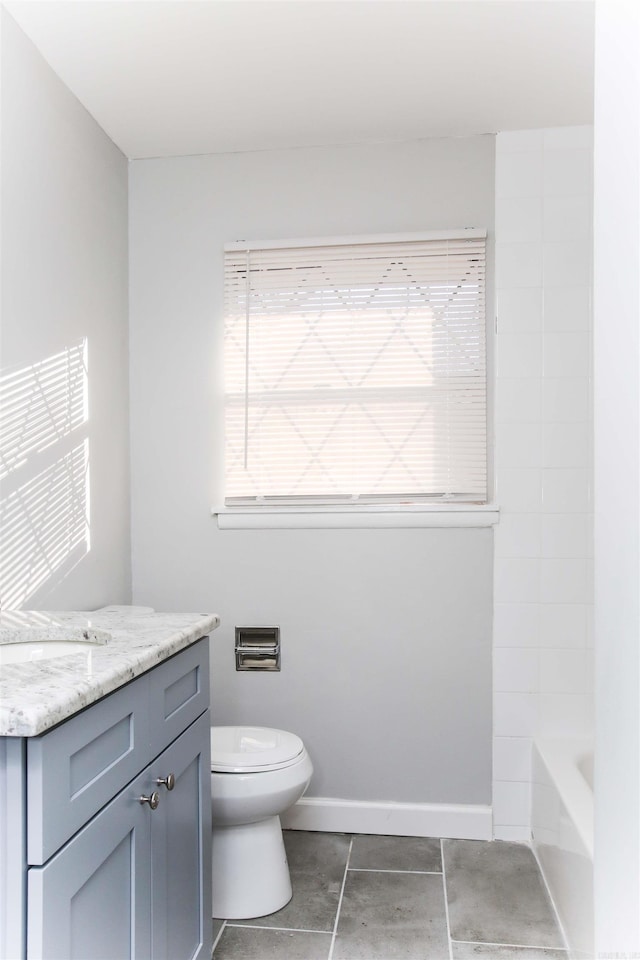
210;725;313;920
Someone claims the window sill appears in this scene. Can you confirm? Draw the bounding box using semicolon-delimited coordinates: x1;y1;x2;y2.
212;504;500;530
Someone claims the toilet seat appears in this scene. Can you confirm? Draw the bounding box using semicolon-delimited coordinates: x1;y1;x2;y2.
211;725;304;773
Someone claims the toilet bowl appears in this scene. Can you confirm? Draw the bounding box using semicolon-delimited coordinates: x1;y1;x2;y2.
210;725;313;920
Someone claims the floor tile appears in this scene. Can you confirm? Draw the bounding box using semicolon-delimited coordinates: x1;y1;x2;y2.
349;834;442;872
213;925;331;959
332;870;449;959
452;943;567;959
443;840;564;949
242;831;351;932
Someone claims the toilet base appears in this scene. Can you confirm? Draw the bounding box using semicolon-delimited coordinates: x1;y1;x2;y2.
212;815;292;919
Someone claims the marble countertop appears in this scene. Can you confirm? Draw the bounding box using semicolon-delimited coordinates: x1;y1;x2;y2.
0;606;220;737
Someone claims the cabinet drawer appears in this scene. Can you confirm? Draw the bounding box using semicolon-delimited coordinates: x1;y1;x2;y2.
147;638;210;760
27;674;152;865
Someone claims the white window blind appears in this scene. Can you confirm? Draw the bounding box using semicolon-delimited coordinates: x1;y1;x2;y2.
223;231;487;506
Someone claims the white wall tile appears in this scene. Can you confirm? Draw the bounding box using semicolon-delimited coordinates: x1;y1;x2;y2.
496;242;543;289
543;421;590;469
497;469;543;513
494;648;539;692
540;514;588;558
495;422;543;469
542;468;590;513
586;513;594;558
493;737;533;781
542;378;589;422
494;692;539;737
495;558;540;603
543;195;592;242
538;693;594;738
585;511;594;560
493;780;531;825
493;126;594;808
496;379;542;423
493;823;532;842
540;559;588;604
584;693;595;737
586;555;594;599
494;602;540;648
540;649;587;694
585;650;595;695
494;514;541;558
498;130;544;154
497;287;543;333
586;605;594;649
543;241;592;288
543;127;593;152
539;603;588;648
543;149;592;197
543;331;590;378
498;333;542;378
496;151;543;199
496;197;543;242
543;286;591;332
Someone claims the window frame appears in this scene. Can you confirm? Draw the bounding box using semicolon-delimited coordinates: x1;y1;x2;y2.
215;229;497;529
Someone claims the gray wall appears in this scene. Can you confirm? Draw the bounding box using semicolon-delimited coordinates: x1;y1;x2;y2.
128;136;495;804
0;11;131;610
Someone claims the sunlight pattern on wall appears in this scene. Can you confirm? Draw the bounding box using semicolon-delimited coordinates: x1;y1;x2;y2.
0;341;90;609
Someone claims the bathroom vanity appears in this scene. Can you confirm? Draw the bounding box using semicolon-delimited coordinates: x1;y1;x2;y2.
0;608;220;960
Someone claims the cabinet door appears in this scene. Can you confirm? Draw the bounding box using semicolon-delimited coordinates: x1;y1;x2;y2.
27;768;153;960
149;711;212;960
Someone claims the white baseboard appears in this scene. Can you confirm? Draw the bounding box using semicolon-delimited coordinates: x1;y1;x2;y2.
281;796;493;840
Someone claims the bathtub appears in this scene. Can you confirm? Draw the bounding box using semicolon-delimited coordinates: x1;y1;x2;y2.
532;739;594;959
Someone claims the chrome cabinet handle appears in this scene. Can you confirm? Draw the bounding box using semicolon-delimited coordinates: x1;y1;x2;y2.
155;773;175;791
139;791;160;810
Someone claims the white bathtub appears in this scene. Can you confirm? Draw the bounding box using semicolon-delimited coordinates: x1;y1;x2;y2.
532;739;594;959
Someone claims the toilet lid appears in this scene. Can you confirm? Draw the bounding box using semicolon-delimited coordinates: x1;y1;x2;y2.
211;726;304;773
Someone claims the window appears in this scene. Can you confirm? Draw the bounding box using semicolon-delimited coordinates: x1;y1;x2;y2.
223;230;487;509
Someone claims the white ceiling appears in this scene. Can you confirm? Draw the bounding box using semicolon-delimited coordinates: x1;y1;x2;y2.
4;0;594;160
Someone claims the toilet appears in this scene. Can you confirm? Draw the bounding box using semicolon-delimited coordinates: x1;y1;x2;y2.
210;725;313;920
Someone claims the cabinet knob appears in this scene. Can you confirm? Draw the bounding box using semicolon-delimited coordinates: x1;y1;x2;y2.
155;773;175;791
139;791;160;810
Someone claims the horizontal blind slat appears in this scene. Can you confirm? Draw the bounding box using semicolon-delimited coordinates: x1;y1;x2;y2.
224;234;487;502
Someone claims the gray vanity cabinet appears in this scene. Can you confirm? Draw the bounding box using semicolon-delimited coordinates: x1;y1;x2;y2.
1;638;212;960
28;711;211;960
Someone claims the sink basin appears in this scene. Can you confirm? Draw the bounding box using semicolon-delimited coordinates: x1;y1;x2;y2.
0;639;104;666
0;626;110;668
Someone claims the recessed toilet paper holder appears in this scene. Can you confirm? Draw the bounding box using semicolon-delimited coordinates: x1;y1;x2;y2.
235;626;281;671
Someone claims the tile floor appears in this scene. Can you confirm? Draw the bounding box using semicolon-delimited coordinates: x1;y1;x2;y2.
211;831;566;960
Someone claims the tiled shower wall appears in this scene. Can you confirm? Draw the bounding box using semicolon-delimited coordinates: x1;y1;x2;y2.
493;127;594;841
